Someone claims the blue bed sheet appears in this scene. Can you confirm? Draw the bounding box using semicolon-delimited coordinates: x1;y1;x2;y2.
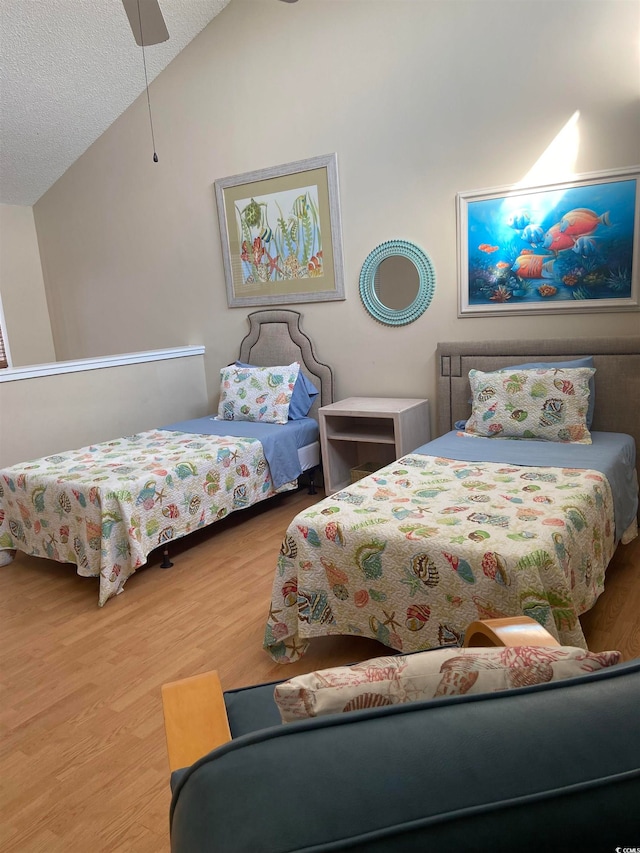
415;431;638;543
158;416;318;489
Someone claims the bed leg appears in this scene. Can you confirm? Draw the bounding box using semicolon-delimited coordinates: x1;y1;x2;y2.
160;547;174;569
307;467;317;495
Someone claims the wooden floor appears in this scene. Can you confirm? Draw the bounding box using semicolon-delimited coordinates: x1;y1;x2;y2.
1;487;639;852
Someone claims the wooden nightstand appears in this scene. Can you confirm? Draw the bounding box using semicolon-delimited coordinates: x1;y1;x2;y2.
319;397;431;494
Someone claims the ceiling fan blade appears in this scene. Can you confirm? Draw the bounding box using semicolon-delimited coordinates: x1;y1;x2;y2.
122;0;169;46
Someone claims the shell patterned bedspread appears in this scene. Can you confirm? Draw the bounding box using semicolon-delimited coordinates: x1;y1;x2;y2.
0;430;292;606
264;453;616;662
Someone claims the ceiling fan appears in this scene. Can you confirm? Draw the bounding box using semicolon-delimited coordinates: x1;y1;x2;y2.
122;0;298;47
121;0;299;162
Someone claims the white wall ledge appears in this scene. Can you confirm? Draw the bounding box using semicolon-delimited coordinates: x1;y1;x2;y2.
0;345;205;382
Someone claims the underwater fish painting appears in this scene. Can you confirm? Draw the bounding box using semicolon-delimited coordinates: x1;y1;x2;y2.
457;167;638;315
215;153;345;308
234;185;323;287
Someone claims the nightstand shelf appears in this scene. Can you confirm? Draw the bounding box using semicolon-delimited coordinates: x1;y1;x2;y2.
319;397;431;494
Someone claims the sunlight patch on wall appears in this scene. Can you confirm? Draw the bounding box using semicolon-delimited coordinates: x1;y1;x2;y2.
514;110;581;190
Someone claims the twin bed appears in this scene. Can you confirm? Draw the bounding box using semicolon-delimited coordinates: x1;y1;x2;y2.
2;324;638;663
264;336;640;662
0;310;333;606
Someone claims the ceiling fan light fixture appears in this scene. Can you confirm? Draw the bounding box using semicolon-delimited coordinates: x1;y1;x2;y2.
122;0;169;46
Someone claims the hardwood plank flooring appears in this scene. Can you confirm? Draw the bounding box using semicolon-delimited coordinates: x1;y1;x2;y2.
1;488;638;852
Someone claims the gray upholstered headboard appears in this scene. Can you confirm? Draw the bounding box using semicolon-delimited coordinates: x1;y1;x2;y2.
237;309;333;421
436;335;640;494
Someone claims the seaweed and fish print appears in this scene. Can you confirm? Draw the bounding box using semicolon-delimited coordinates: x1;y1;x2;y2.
0;430;292;606
235;185;323;287
467;177;636;306
264;454;615;663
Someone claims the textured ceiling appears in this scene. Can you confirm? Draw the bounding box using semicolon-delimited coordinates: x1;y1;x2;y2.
0;0;233;206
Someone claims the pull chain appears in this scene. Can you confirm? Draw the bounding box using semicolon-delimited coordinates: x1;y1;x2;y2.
136;0;159;162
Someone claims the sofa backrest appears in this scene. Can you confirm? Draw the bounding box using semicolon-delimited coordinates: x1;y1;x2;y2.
170;660;640;852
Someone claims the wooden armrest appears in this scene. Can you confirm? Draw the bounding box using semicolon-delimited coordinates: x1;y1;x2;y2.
463;617;560;648
161;670;232;772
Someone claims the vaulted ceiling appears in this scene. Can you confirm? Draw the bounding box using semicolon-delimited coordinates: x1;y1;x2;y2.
0;0;233;206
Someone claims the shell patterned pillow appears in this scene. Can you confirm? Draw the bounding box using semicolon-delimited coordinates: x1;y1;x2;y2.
463;366;595;443
273;644;621;723
217;362;300;424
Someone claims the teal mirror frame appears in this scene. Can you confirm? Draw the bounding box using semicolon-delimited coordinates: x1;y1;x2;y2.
359;239;436;326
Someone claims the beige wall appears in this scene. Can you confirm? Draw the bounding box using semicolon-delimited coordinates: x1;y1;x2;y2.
29;1;640;432
0;354;209;467
0;204;55;366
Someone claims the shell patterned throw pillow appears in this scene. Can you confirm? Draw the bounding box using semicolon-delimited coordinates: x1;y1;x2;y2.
273;644;621;722
464;366;595;443
217;362;300;424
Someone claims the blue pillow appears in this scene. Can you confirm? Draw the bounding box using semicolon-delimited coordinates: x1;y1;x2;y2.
500;357;595;428
235;362;319;419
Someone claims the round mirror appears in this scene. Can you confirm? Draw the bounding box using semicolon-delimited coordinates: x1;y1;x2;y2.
359;239;436;325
